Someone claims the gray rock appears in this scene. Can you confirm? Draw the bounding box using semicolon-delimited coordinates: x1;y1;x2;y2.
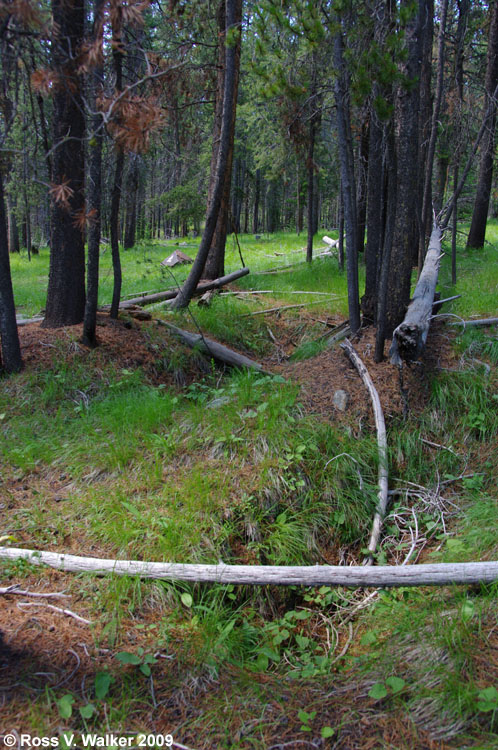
333;389;350;412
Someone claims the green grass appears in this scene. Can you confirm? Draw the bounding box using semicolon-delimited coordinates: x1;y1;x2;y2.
2;223;498;744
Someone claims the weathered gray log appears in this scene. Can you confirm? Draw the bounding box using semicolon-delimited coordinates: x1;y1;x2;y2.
341;339;388;563
449;317;498;328
390;224;442;365
109;268;250;310
2;546;498;587
155;319;268;373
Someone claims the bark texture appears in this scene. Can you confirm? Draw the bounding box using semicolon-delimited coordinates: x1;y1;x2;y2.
466;1;498;249
43;0;86;328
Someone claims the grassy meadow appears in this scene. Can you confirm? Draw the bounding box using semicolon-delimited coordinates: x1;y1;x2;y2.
1;224;498;747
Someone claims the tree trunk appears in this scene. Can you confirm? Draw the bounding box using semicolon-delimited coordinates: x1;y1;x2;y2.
334;27;360;333
123;154;140;250
109;13;124;320
82;0;105;348
253;168;260;234
43;0;86;328
385;0;423;335
362;105;383;323
419;0;446;271
171;0;242;310
466;0;498;249
417;0;434;263
0;174;23;372
204;0;242;280
6;195;19;254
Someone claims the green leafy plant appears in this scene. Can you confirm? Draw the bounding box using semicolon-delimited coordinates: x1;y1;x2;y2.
368;676;406;701
116;648;158;676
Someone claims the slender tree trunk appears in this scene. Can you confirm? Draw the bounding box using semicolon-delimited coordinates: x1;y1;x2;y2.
0;173;23;372
124;154;140;250
43;0;86;328
419;0;446;271
253;169;260;234
82;0;105;348
6;195;19;254
171;0;242;309
417;0;434;262
338;183;344;272
109;11;124;320
375;123;397;361
467;0;498;249
334;27;360;333
362;107;383;322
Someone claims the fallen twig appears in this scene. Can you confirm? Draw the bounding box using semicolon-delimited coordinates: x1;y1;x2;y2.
0;584;71;599
16;601;92;625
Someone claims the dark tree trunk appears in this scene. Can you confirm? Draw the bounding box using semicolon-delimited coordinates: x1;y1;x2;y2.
82;0;105;348
375;122;397;361
467;0;498;249
204;0;242;280
334;26;360;333
43;0;86;328
385;0;423;335
356;112;369;255
171;0;242;309
306;125;315;263
362;106;383;323
0;174;23;372
420;0;446;271
338;183;344;272
417;0;434;263
109;12;124;320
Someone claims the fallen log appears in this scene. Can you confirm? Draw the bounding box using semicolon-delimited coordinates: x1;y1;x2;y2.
2;546;498;587
243;298;336;317
341;339;388;563
449;317;498;328
155;319;269;373
390;223;442;365
107;268;250;310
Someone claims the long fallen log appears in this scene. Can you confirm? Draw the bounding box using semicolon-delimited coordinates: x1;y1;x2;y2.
155;319;269;373
341;340;388;563
107;268;250;310
2;546;498;587
390;223;443;365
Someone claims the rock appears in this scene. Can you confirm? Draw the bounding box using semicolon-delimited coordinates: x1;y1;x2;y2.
333;389;349;412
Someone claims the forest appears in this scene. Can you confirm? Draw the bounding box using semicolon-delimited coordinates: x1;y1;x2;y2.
1;0;498;747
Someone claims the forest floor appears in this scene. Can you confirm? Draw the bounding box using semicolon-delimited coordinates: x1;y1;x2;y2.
1;229;498;748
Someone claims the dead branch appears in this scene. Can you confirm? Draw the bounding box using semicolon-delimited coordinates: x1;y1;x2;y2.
341;339;388;564
0;584;70;599
449;317;498;328
16;601;92;625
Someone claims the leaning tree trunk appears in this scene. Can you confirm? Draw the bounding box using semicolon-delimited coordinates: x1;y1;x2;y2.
171;0;242;309
466;0;498;249
203;0;242;280
43;0;86;328
0;173;23;372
